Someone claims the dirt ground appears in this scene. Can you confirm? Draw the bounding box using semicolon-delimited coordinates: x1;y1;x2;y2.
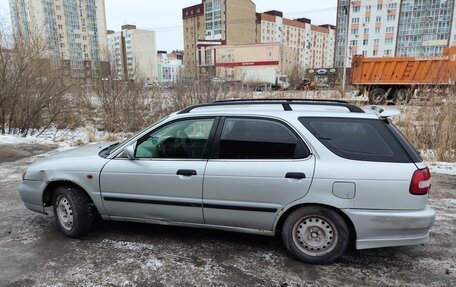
0;144;455;287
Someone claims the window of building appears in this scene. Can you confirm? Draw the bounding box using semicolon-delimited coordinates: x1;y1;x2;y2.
206;12;213;21
351;29;359;35
352;6;360;13
350;40;358;46
218;118;309;160
363;39;368;45
387;15;395;21
374;39;379;45
213;0;221;9
365;16;370;22
373;50;378;56
364;28;369;34
376;16;381;22
388;3;397;9
386;26;394;33
385;38;393;45
205;1;212;12
384;49;392;56
377;4;382;10
375;27;381;34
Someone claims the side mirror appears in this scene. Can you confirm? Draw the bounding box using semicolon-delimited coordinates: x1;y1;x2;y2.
117;143;136;159
125;143;136;160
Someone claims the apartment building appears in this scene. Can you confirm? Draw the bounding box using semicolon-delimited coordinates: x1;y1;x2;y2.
335;0;401;68
107;25;157;82
183;4;205;76
256;11;336;72
335;0;456;68
396;0;455;57
182;0;256;77
452;6;456;47
157;51;183;84
9;0;109;78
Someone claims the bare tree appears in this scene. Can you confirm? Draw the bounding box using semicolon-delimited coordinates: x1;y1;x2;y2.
0;21;71;136
90;52;155;133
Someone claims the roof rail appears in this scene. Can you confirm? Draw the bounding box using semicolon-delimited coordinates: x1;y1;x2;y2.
215;98;350;104
177;99;365;114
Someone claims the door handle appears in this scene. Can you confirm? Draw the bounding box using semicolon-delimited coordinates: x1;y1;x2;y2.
285;172;306;179
177;169;197;176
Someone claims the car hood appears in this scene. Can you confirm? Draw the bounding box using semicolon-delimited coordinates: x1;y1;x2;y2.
24;142;115;181
45;142;115;160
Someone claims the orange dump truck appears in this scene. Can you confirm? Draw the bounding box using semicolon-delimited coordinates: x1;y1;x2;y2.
352;46;456;104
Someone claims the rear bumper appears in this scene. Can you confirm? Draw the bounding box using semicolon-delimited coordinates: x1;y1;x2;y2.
342;205;435;250
18;180;47;214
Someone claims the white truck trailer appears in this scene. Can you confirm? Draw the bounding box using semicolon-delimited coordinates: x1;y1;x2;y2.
241;68;290;90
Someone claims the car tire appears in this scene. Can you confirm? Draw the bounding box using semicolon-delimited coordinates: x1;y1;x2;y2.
53;185;94;238
393;89;412;104
281;206;349;264
369;88;387;104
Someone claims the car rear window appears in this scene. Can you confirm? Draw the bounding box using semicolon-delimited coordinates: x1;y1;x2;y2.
299;117;412;163
386;122;422;163
218;118;310;159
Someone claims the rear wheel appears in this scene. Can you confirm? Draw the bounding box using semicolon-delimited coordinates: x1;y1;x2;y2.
281;206;349;264
394;89;412;104
53;185;94;238
369;88;387;104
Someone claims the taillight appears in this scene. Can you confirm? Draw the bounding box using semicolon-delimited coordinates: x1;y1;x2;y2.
410;167;431;195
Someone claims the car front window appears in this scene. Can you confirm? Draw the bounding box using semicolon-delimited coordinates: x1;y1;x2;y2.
105;116;170;157
135;118;215;159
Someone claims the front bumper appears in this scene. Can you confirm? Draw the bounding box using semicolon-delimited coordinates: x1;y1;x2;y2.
343;205;436;250
18;180;47;214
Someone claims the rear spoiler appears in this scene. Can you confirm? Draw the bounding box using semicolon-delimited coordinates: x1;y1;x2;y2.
364;105;401;119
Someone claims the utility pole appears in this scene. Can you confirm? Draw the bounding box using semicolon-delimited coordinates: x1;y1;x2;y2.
342;2;350;92
279;26;283;73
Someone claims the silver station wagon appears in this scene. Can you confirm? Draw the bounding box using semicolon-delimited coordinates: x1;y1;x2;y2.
19;99;435;264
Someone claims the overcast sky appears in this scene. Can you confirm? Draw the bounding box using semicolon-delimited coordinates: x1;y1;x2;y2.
0;0;337;51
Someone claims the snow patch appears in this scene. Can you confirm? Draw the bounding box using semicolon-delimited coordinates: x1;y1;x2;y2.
145;257;163;270
258;251;275;262
102;239;154;252
0;125;128;147
428;162;456;175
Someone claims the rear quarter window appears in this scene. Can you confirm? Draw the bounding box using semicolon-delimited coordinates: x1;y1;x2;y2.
299;117;412;163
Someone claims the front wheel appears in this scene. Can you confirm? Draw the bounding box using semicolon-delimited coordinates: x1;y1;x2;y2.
53;186;94;238
281;206;349;264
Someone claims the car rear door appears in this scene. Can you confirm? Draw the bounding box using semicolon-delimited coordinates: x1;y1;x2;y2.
202;117;316;231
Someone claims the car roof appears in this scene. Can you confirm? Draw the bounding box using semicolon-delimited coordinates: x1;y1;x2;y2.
172;99;383;120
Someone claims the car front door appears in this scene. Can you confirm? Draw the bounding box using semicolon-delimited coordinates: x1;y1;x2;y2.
203;117;315;231
100;117;217;224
